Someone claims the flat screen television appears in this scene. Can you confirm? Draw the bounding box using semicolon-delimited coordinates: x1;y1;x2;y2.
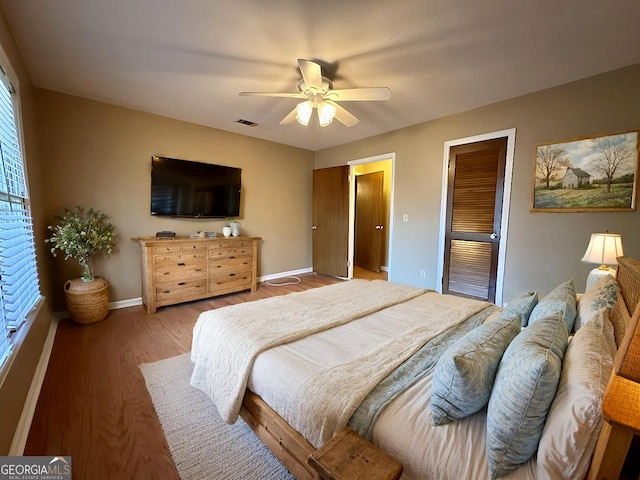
150;156;241;218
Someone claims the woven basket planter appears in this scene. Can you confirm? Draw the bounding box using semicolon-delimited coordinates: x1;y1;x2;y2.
64;277;110;324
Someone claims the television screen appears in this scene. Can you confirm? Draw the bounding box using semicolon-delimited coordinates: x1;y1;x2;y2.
150;156;241;218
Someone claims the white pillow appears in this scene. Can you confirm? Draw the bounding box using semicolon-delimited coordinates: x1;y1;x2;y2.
536;309;615;479
575;274;620;331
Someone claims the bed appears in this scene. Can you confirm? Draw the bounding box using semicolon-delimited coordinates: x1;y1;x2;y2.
190;256;640;479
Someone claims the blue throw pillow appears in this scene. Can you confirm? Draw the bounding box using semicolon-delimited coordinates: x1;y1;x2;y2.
486;312;569;479
430;314;521;426
528;280;576;331
500;291;538;327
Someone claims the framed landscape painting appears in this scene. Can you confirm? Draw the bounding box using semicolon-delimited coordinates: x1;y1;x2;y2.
531;129;639;212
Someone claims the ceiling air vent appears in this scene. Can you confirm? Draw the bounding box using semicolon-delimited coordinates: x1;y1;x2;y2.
235;119;258;127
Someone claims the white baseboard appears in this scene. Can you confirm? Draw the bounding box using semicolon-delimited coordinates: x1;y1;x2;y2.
9;316;59;455
259;267;313;282
110;297;143;309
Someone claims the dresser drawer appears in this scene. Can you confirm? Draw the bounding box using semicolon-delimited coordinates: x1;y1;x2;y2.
208;239;253;250
209;270;252;293
154;252;207;267
181;242;208;252
208;247;252;260
154;244;182;254
209;256;253;275
155;264;207;282
156;278;207;301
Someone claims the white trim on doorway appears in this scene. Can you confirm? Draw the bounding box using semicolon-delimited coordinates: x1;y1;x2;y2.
347;152;396;280
437;129;516;306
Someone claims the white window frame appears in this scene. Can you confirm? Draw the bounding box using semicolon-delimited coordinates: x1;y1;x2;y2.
0;56;44;381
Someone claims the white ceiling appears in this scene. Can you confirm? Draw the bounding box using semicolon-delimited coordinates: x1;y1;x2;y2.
1;0;639;152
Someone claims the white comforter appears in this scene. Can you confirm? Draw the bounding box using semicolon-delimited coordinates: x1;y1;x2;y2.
190;279;427;424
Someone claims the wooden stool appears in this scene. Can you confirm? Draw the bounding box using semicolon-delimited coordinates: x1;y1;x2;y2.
308;428;403;480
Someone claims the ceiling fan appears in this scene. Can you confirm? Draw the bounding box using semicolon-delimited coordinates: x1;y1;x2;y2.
239;59;391;127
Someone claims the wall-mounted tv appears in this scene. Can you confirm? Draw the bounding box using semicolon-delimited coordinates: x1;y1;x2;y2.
150;155;241;218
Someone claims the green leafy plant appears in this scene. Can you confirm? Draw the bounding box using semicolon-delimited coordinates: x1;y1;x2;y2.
46;207;117;281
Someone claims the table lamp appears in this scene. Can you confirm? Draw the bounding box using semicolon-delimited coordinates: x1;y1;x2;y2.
581;232;624;289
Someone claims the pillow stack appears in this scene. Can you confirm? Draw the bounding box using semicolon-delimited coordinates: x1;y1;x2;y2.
486;280;576;479
486;312;569;479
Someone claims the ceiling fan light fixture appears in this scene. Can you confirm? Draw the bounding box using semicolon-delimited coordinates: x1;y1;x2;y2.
295;101;313;126
317;101;336;127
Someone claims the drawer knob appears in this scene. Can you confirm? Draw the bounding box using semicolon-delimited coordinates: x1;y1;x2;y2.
178;262;186;266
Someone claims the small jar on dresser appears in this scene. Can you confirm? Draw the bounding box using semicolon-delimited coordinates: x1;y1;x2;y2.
134;235;261;313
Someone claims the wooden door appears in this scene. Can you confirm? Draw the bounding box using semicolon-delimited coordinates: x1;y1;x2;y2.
443;138;507;302
313;166;349;277
355;171;384;272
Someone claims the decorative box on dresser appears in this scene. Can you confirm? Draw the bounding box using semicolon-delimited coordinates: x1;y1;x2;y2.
134;236;261;313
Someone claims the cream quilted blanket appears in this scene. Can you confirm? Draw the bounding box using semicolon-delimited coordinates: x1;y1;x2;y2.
190;279;426;423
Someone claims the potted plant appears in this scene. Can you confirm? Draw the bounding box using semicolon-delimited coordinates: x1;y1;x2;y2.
46;206;117;324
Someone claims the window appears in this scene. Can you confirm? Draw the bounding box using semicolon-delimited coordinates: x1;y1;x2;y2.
0;66;40;369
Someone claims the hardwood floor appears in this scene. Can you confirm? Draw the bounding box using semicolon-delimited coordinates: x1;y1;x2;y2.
24;273;341;480
352;266;388;281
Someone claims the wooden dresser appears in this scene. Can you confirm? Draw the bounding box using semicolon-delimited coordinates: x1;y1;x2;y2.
135;236;261;313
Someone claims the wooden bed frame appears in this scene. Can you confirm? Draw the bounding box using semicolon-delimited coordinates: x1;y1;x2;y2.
238;256;640;480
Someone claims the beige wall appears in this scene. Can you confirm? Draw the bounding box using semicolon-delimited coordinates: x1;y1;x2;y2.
35;90;314;310
316;64;640;302
0;9;53;455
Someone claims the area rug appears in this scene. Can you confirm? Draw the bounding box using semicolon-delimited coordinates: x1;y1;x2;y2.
140;353;294;480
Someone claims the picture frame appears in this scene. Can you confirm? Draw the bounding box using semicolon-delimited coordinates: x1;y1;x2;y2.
531;129;639;212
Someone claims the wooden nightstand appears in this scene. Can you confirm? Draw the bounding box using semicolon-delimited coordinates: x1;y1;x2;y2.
308;428;403;480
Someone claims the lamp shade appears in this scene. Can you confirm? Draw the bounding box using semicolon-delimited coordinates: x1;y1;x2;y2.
317;101;336;127
581;233;624;266
295;101;313;126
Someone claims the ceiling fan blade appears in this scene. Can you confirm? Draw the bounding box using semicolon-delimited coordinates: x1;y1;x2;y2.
327;101;359;127
327;87;392;102
239;91;307;99
279;106;298;125
298;59;323;91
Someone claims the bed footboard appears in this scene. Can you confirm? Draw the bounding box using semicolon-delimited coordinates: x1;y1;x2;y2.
240;390;319;480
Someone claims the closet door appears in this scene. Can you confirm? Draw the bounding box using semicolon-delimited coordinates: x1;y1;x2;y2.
312;166;349;277
443;138;506;302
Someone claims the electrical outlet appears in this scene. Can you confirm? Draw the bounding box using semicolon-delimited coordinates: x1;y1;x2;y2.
420;269;426;278
402;213;409;222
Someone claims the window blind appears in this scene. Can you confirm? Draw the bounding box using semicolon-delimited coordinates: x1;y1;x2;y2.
0;68;40;369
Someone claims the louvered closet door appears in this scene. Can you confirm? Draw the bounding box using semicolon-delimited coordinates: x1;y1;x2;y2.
443;138;507;303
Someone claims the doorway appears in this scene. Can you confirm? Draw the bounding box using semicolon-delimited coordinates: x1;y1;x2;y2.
348;154;394;281
437;129;515;305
